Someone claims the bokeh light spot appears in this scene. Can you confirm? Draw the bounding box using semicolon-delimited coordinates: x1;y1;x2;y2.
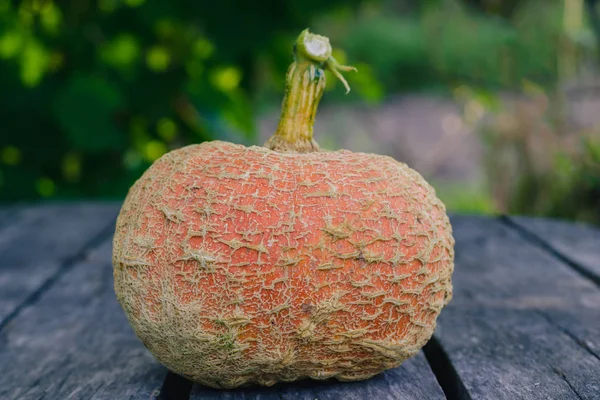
1;146;22;165
0;31;23;59
20;40;49;87
210;66;242;92
101;34;140;70
36;177;56;197
193;38;215;59
40;3;62;35
146;46;170;72
157;118;177;141
143;140;167;161
62;152;81;182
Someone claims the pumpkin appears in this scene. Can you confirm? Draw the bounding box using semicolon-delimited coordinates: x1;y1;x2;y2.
113;29;454;389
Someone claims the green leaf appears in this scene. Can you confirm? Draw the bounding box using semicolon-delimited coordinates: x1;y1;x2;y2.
54;75;125;152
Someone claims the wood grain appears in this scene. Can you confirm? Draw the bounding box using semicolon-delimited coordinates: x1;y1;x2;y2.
0;207;166;400
507;216;600;285
434;216;600;400
2;205;600;400
0;203;120;328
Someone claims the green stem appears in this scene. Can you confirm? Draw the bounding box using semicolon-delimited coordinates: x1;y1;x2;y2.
265;29;357;153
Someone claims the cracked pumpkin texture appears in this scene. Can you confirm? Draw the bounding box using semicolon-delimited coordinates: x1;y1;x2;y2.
113;30;454;389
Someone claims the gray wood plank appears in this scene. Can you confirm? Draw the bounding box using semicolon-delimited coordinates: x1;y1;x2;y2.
0;202;120;326
0;204;20;228
0;202;119;265
0;234;167;400
508;216;600;285
434;216;600;400
191;352;444;400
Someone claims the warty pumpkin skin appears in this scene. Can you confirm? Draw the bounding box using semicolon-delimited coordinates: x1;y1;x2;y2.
113;30;454;389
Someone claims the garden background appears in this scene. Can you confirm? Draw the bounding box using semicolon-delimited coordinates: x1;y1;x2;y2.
1;0;599;224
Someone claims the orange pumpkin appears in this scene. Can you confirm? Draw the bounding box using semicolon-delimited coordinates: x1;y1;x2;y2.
113;29;454;389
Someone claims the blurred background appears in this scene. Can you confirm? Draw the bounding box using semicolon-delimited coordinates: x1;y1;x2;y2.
0;0;599;224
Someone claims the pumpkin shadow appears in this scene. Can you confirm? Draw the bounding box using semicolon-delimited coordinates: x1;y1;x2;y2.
190;370;396;399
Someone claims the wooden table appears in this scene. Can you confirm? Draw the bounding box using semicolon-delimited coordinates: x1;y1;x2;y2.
0;203;598;400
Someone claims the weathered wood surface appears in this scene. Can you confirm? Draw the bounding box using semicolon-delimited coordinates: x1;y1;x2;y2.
0;205;18;228
507;216;600;285
1;204;600;400
0;221;167;400
435;216;600;400
0;203;119;328
190;352;444;400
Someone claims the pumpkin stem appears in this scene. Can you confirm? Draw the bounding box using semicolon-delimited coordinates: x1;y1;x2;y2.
265;29;357;153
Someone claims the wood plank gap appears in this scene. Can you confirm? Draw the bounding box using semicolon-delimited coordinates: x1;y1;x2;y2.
500;216;600;288
536;310;600;362
552;366;584;400
0;219;115;333
423;336;471;400
158;372;193;400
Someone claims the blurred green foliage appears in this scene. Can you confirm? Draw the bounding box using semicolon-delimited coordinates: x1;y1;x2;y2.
329;0;600;224
0;0;599;226
0;0;365;200
321;0;582;93
511;136;600;224
454;81;600;225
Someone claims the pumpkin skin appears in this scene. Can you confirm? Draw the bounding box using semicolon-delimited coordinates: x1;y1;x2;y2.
113;140;454;388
